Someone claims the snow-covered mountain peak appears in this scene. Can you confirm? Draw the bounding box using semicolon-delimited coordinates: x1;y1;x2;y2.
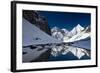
52;26;58;30
61;28;69;32
51;26;60;33
76;24;84;30
70;24;84;36
76;24;84;32
51;27;71;41
51;24;90;43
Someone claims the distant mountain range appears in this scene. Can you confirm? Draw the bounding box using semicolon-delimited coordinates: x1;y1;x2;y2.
51;24;90;43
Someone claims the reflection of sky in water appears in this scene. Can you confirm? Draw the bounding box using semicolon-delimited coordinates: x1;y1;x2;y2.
72;38;91;50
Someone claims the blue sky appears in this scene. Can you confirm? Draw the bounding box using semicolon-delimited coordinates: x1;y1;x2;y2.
39;11;91;31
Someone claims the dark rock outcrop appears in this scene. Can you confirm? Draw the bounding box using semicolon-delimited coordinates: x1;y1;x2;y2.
23;10;51;35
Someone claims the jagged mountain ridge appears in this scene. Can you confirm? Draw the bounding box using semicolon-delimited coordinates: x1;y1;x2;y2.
51;24;90;43
70;24;84;36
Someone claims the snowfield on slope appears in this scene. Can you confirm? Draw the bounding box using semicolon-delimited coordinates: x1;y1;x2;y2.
23;18;62;46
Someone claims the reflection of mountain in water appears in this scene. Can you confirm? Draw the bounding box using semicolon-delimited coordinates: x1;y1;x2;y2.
50;44;90;61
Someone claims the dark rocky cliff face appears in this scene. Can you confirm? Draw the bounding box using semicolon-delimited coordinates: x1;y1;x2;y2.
23;10;51;35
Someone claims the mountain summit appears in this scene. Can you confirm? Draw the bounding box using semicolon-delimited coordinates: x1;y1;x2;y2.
70;24;84;36
51;24;90;43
